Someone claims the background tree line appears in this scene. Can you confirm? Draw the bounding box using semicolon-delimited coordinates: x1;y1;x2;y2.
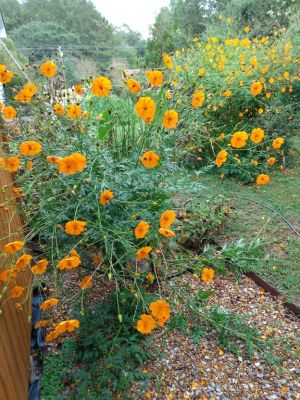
0;0;298;82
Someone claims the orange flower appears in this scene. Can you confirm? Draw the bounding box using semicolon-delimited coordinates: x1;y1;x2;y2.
231;131;248;148
55;319;80;334
135;221;150;239
40;61;57;78
57;255;81;270
99;189;114;205
34;320;48;329
0;268;16;282
140;151;160;168
267;157;276;166
14;254;32;271
80;275;93;290
32;259;49;275
26;161;33;170
92;76;112;97
19;141;42;156
158;228;176;238
135;96;156;123
0;64;14;84
5;156;20;173
23;82;37;95
74;84;84;95
66;104;82;120
201;267;215;283
162;110;179;129
250;128;264;144
192;91;205;108
40;298;59;311
250;81;262;96
58;153;86;174
3;106;17;120
149;300;171;326
2;240;24;254
10;285;25;298
45;330;60;342
272;137;284;149
162;53;173;69
136;314;156;334
14;89;33;104
160;210;176;228
216;150;228;167
136;246;152;260
65;220;86;235
53;103;64;116
256;174;270;185
127;78;141;94
146;70;163;87
47;155;62;164
146;273;154;282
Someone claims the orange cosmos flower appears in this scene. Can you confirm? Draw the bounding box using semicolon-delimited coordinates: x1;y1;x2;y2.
256;174;270;185
162;109;179;129
201;267;215;283
53;103;64;116
5;156;20;173
250;128;265;144
57;254;81;270
74;84;84;95
140;151;160;168
31;259;49;275
162;53;173;69
136;246;152;260
34;320;48;329
40;61;57;78
272;137;284;149
55;319;80;334
146;70;163;87
0;268;16;282
192;90;205;108
267;157;276;166
149;300;171;326
250;81;262;96
3;105;17;120
127;78;141;94
0;64;14;84
135;221;150;239
135;96;156;123
216;150;228;167
23;82;37;95
160;210;176;229
14;89;33;104
99;189;114;205
19;141;42;156
40;298;59;311
80;275;93;290
146;273;154;282
47;155;61;164
231;131;248;148
66;104;82;120
158;228;176;238
10;285;25;298
2;240;24;254
136;314;156;334
92;76;112;97
58;153;86;174
45;330;60;342
65;220;86;236
14;254;32;271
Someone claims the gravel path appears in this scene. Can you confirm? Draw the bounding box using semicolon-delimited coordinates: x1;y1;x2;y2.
131;274;300;400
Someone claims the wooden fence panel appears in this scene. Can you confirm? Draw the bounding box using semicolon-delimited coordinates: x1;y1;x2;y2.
0;132;31;400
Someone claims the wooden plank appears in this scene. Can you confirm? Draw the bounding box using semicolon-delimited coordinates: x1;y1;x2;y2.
0;126;31;400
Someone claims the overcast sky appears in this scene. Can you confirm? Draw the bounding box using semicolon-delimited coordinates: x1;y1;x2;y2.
92;0;171;38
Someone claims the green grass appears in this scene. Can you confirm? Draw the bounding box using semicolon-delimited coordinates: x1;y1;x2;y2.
188;139;300;305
